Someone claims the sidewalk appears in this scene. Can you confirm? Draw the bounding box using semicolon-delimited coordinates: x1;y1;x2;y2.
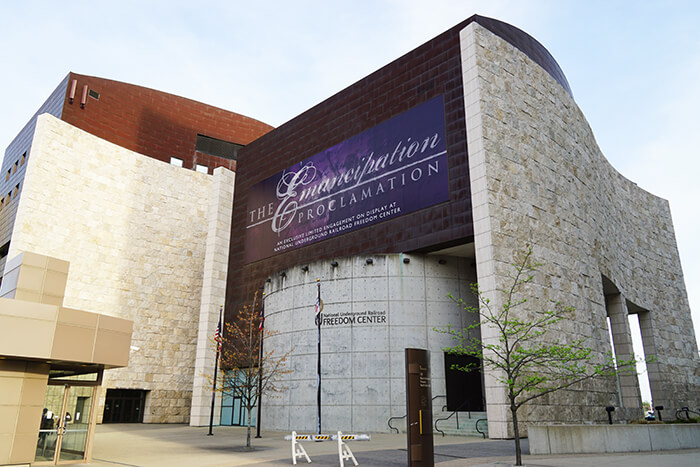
85;424;700;467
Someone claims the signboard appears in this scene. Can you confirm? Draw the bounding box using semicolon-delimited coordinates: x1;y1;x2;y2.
244;95;449;263
405;348;434;466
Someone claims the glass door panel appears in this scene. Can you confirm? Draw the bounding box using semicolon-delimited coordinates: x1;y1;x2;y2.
35;386;67;462
59;386;94;462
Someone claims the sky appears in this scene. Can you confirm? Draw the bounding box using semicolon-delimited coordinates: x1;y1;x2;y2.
1;1;698;400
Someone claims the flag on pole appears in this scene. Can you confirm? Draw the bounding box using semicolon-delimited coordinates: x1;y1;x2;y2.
315;279;323;434
258;306;265;331
214;316;222;351
314;295;324;326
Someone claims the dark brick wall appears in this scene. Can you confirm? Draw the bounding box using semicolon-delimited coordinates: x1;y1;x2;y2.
60;73;273;171
226;20;475;313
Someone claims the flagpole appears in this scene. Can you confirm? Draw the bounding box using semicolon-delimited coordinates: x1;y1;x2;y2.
255;292;265;438
208;305;223;436
315;278;322;435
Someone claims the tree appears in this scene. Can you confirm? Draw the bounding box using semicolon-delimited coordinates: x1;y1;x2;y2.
212;292;293;448
436;247;640;466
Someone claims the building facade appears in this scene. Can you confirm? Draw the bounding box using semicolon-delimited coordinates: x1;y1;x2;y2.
0;14;697;445
227;16;699;437
0;75;273;427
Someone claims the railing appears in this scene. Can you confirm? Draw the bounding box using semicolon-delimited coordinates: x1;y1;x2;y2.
387;395;446;434
475;418;487;439
387;414;406;434
675;407;700;420
434;400;475;437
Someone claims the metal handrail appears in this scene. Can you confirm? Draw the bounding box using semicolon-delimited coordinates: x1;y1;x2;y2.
434;411;455;437
434;400;479;437
675;406;700;420
387;414;406;434
387;395;446;434
475;418;487;439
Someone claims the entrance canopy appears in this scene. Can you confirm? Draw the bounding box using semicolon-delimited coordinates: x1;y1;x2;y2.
0;252;132;465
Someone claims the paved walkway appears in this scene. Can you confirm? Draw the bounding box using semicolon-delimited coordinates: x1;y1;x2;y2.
85;424;699;467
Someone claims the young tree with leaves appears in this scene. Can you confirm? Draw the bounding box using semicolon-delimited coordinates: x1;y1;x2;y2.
211;292;293;449
436;248;641;466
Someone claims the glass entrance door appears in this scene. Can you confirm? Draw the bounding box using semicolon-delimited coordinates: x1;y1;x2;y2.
35;386;66;462
58;386;94;462
35;385;96;464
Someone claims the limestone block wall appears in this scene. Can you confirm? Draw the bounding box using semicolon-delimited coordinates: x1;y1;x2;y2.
261;253;477;433
462;23;699;437
8;114;228;424
190;167;235;426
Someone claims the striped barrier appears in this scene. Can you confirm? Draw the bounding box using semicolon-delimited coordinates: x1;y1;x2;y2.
286;431;370;466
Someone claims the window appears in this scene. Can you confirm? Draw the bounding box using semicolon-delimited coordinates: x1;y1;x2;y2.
12;161;18;174
20;152;26;165
169;157;184;167
13;184;19;198
195;164;208;174
0;241;9;259
5;170;9;181
195;134;242;161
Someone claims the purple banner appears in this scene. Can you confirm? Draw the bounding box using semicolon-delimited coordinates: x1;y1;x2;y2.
244;95;449;263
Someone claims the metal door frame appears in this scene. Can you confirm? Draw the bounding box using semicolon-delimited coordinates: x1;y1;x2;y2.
35;372;102;465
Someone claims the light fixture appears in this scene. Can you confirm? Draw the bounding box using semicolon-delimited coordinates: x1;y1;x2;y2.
80;85;88;108
438;259;447;265
68;79;77;104
280;271;287;278
265;278;272;283
366;258;373;265
331;261;339;268
403;258;410;264
301;265;309;272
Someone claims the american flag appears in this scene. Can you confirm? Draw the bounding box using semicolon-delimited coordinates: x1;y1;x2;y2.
258;307;264;331
214;317;222;352
314;294;323;326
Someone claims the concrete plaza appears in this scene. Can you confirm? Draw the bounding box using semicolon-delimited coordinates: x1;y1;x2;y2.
83;423;700;466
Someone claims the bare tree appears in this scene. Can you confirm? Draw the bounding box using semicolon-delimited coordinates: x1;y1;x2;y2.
436;248;641;466
213;292;292;448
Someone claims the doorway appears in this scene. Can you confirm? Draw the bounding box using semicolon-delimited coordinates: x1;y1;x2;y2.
103;389;147;423
444;352;485;412
35;384;97;464
220;390;256;426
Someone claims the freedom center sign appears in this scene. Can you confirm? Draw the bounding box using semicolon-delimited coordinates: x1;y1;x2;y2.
244;95;449;263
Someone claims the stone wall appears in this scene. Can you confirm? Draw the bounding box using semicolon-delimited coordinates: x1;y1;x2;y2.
261;253;477;433
462;23;699;437
8;114;229;424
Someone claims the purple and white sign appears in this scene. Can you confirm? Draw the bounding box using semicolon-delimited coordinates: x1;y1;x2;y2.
244;95;449;263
